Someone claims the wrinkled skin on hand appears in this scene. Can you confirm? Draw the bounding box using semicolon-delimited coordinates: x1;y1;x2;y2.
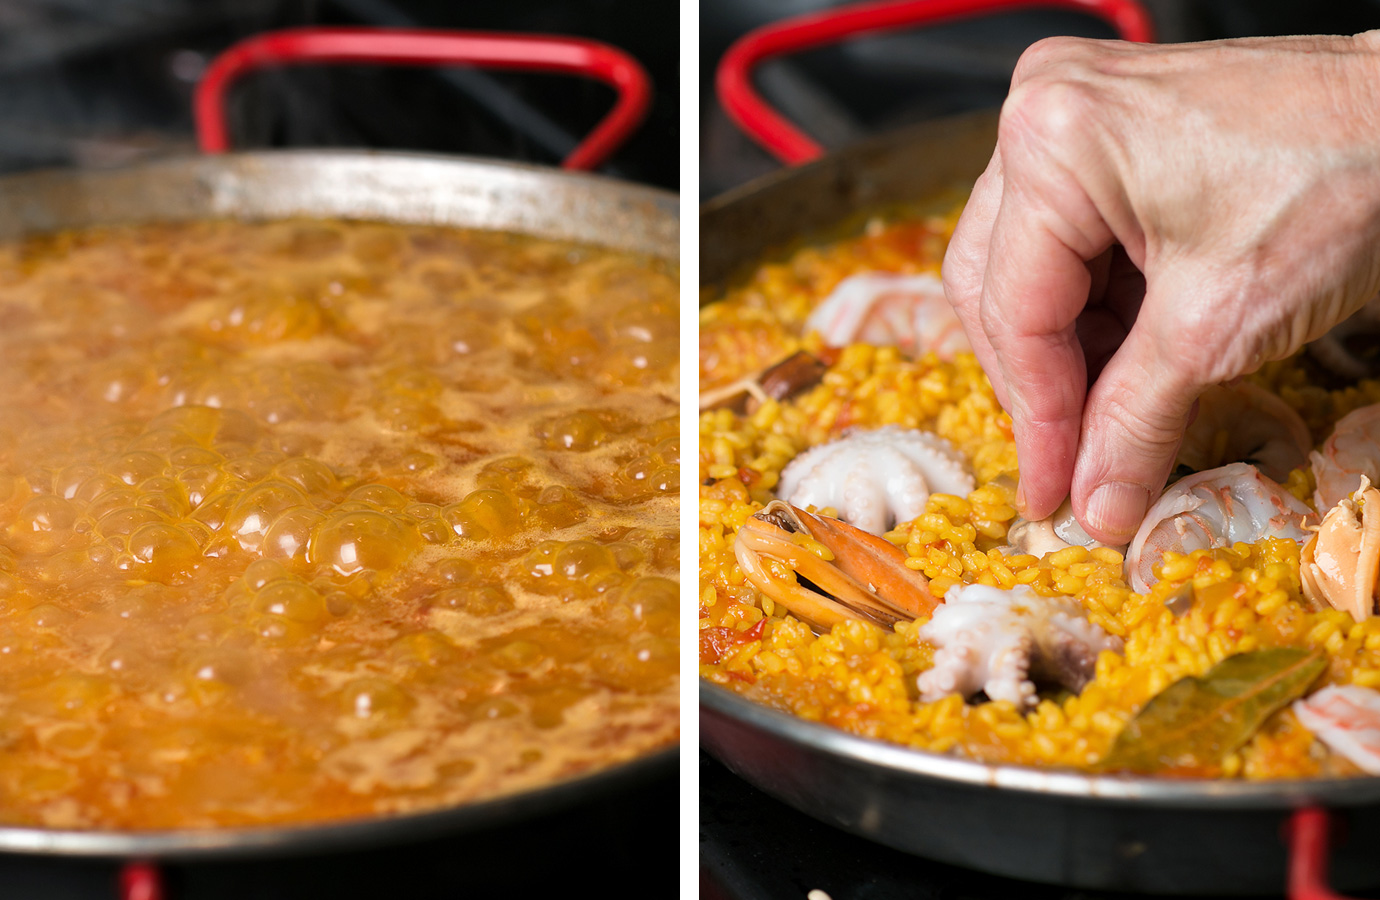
942;32;1380;544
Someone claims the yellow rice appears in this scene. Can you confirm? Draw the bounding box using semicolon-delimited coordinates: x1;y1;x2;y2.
699;205;1380;779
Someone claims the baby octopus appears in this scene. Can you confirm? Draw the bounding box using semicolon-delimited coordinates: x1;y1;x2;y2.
778;426;975;536
804;272;971;360
917;584;1122;710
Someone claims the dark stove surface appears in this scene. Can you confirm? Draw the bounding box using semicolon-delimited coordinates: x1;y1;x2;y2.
700;752;1303;900
2;766;676;900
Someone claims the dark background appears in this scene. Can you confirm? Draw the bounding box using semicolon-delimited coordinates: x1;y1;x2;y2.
0;0;678;188
699;0;1380;197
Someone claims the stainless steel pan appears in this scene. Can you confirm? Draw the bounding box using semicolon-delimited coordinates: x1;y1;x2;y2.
699;113;1375;895
0;149;678;859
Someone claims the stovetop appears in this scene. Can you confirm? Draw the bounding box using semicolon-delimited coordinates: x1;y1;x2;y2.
2;764;676;899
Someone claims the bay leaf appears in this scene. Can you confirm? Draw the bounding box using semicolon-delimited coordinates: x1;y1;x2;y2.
1097;647;1326;776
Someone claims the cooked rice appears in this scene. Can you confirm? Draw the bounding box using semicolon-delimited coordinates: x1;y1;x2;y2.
699;206;1380;778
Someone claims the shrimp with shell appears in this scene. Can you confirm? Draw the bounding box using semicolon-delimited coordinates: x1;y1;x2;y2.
1312;403;1380;511
804;272;970;360
1176;382;1312;483
1301;476;1380;621
1125;463;1316;594
1294;684;1380;775
733;500;940;632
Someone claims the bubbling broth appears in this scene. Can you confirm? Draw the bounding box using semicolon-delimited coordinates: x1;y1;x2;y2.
0;219;679;829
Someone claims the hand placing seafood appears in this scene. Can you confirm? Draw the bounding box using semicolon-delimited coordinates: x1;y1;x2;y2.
704;198;1380;783
942;32;1380;544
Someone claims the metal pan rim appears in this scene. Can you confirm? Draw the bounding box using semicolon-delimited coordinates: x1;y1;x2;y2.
702;681;1380;808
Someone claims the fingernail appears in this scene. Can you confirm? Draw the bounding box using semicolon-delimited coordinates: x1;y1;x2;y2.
1086;481;1150;541
1014;480;1028;518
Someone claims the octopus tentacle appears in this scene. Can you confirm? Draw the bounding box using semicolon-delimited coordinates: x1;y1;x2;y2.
779;426;975;536
917;584;1121;710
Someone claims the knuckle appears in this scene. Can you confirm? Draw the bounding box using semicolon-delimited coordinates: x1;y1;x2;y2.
1149;305;1242;383
1010;35;1089;85
999;77;1095;160
1100;390;1188;452
1023;378;1085;428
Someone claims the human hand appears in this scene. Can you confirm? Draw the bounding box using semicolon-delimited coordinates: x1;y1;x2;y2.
942;31;1380;544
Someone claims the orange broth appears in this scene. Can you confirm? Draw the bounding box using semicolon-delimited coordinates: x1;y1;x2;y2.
0;219;680;829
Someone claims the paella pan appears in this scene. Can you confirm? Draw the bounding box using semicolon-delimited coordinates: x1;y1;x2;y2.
0;19;682;862
698;111;1380;894
0;146;680;857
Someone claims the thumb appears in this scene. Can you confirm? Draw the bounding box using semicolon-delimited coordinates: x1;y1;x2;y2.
1068;301;1209;545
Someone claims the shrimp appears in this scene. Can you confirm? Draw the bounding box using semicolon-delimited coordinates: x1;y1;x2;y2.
1125;463;1315;594
1301;477;1380;621
1176;383;1311;483
803;272;970;359
1293;685;1380;775
1312;403;1380;511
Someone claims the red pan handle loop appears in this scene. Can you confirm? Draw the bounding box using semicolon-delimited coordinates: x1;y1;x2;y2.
195;27;653;171
717;0;1155;165
1288;806;1361;900
119;861;164;900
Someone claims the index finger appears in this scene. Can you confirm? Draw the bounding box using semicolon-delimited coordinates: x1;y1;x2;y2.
981;176;1105;520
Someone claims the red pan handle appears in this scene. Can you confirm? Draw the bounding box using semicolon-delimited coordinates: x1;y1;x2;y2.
717;0;1155;165
195;27;653;171
1289;806;1362;900
119;861;164;900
